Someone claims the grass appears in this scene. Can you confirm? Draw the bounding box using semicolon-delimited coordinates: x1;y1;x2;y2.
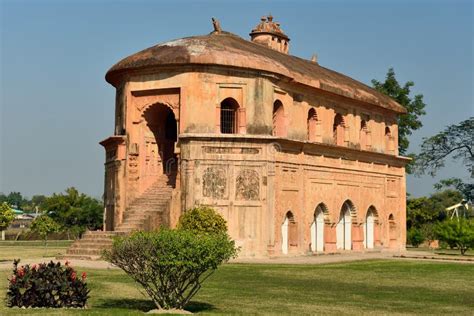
0;260;473;315
0;240;72;261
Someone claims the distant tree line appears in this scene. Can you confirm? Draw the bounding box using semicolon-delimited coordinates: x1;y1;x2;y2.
0;188;103;239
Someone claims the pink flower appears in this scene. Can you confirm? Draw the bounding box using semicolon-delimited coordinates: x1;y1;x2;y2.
65;260;70;267
71;271;77;281
31;264;37;271
10;275;16;284
17;267;25;278
81;272;87;280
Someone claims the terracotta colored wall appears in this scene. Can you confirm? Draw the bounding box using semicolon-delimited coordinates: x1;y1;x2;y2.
102;66;407;256
179;136;406;256
118;69;399;157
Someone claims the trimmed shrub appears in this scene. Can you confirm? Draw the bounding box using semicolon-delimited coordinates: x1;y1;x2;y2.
407;227;425;247
435;218;474;255
103;229;238;310
6;260;89;308
177;206;227;235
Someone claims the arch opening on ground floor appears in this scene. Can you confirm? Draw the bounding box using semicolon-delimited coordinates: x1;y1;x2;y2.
363;206;379;249
336;200;355;250
281;211;297;255
310;203;328;252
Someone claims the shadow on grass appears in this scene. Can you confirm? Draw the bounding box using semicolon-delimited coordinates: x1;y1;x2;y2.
185;301;215;313
97;298;215;313
97;298;155;312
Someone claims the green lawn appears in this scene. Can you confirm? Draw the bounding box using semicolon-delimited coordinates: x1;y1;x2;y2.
0;260;473;315
0;240;72;261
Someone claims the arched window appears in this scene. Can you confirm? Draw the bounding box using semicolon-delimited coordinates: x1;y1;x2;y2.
333;113;345;146
281;211;297;254
272;100;286;137
385;126;394;153
360;120;368;150
307;108;318;142
220;98;239;134
364;206;379;249
311;203;327;252
388;213;397;248
336;200;354;250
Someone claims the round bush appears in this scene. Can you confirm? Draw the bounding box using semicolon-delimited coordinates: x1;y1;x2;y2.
103;229;238;310
177;206;227;235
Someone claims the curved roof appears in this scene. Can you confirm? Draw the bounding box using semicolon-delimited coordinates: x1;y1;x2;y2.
106;32;405;113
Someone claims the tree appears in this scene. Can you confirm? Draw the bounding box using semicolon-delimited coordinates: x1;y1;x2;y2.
103;229;238;311
30;215;61;253
372;68;427;156
42;187;103;231
407;227;425;247
30;195;47;212
5;192;26;210
420;223;437;244
406;189;464;229
434;178;474;203
406;197;431;229
414;117;473;177
435;219;474;255
0;202;16;241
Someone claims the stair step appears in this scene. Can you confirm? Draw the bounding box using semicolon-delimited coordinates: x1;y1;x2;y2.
67;248;105;256
81;235;118;241
83;231;122;238
57;254;103;261
116;227;140;231
70;242;112;249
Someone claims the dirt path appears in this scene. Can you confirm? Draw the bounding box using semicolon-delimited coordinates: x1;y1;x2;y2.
1;250;472;271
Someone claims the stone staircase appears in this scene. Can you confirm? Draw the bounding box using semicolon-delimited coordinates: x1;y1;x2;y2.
61;231;124;260
61;173;175;260
115;174;175;233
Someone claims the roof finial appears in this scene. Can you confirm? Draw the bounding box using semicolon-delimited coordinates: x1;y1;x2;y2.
211;17;222;34
311;54;318;63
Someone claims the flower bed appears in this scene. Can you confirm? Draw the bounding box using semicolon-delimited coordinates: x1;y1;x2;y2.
6;259;89;308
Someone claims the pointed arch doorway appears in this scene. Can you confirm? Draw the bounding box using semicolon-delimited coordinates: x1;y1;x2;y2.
281;211;296;255
336;201;354;250
310;204;327;252
364;206;378;249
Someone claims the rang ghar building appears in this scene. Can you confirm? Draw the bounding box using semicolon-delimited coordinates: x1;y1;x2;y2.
93;16;409;258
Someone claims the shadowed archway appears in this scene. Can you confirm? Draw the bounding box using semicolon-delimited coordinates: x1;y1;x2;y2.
143;103;178;179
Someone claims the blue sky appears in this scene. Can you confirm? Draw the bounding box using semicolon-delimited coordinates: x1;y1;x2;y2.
1;0;472;199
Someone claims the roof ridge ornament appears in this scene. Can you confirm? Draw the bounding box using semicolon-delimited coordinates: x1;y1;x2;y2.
211;17;222;34
250;14;290;54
